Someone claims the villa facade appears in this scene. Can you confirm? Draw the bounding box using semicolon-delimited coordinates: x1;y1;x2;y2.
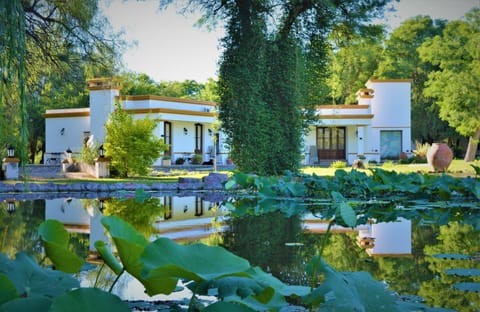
43;78;412;166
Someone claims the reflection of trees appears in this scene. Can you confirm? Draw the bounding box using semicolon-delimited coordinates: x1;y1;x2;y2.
102;198;165;237
0;200;45;259
419;222;480;311
221;211;303;284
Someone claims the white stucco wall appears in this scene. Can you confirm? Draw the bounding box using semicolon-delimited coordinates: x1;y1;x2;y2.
90;88;119;143
44;114;90;160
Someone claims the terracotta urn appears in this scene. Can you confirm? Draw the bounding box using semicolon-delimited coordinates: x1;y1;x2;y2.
426;143;453;172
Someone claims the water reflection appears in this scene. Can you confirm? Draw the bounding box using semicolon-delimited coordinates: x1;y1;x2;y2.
1;196;478;310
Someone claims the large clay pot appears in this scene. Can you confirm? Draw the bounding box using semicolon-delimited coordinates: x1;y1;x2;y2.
427;143;453;172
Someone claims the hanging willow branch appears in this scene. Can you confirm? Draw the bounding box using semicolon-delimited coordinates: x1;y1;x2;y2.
0;0;29;179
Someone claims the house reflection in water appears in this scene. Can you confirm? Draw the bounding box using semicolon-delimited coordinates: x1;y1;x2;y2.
44;196;227;253
303;214;412;257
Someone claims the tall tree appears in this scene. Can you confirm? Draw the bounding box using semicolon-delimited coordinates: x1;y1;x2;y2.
1;0;120;164
418;8;480;161
374;16;467;154
328;28;384;104
163;0;392;174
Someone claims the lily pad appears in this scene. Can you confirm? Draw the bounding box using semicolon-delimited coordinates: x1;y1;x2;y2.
0;273;18;304
452;282;480;292
141;237;251;295
38;220;84;273
444;268;480;277
203;301;255;312
0;297;52;312
0;252;79;299
48;288;130;312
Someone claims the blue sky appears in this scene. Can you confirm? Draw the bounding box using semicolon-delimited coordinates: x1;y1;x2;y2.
100;0;479;83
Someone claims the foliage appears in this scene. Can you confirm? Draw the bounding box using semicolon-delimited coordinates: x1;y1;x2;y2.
413;141;431;159
80;143;100;165
104;103;167;177
329;160;347;169
1;0;121;164
179;0;393;175
418;8;480;161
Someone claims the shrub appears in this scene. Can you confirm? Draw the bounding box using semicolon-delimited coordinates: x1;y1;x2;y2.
413;141;431;159
80;144;99;165
104;103;168;177
175;157;185;165
330;160;347;169
368;160;378;165
191;154;203;165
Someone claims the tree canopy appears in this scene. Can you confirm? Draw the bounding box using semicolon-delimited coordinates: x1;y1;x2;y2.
419;8;480;161
163;0;393;175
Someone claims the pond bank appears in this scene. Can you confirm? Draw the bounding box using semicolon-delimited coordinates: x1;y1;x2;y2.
0;165;229;201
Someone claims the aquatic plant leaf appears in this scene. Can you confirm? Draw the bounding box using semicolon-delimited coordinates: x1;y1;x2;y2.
338;202;357;228
244;266;310;297
48;288;130;312
286;182;307;197
225;179;236;190
0;273;18;304
304;260;398;311
141;237;251;295
203;301;255;312
197;276;264;299
445;268;480;277
94;241;123;275
472;182;480;200
432;254;471;260
452;282;480;292
0;252;79;299
38;220;84;273
0;297;52;312
100;216;170;295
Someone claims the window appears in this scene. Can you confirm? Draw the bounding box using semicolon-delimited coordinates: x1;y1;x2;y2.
164;122;172;155
195;123;203;154
380;130;402;160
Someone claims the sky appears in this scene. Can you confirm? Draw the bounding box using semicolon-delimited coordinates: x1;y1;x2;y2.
100;0;479;83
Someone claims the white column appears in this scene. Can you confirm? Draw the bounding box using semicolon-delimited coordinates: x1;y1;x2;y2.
357;126;365;156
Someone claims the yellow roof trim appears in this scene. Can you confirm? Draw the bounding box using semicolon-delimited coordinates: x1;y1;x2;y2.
367;79;413;83
43;109;90;118
316;105;370;109
319;114;374;120
124;108;216;117
118;95;217;106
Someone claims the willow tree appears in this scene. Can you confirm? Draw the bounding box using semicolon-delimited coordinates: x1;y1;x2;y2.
1;0;120;165
162;0;392;175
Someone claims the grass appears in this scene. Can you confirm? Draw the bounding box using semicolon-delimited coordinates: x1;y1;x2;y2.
4;159;479;185
301;159;480;178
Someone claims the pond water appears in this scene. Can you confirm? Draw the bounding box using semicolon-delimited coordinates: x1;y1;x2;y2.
0;193;479;311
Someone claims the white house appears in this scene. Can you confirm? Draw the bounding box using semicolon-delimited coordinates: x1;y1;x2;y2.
44;78;412;166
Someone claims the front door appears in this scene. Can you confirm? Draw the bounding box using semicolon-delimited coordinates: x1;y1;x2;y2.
316;127;346;160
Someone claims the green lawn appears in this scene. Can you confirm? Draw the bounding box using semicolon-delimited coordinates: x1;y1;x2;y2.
301;159;480;178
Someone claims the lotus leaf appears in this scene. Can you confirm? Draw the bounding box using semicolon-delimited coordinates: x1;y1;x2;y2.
0;252;79;299
48;288;130;312
0;273;18;304
140;237;251;295
0;297;52;312
38;220;84;273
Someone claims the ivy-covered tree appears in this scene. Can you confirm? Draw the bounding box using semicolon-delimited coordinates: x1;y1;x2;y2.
163;0;392;175
418;8;480;161
104;104;168;177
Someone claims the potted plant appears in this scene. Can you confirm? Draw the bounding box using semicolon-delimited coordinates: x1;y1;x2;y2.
191;154;202;165
162;155;171;167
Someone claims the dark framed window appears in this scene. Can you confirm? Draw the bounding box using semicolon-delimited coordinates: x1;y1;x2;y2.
195;123;203;154
164;121;172;155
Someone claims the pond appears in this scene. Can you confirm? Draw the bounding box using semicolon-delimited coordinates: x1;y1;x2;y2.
1;187;479;311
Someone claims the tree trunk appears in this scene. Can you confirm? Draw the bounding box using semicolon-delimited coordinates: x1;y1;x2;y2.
464;128;480;162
